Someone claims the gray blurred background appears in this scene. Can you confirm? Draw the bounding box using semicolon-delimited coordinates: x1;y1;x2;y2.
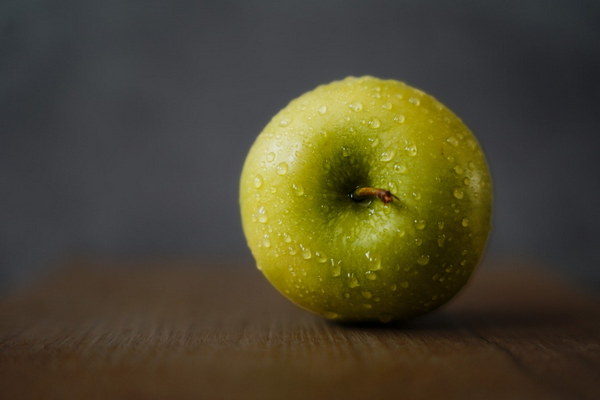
2;0;599;293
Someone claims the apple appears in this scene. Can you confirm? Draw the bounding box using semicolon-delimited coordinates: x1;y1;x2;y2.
240;76;492;322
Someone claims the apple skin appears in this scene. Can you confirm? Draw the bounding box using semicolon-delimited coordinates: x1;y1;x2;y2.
240;76;492;323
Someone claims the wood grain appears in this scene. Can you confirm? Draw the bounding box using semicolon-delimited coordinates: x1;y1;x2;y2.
1;261;599;400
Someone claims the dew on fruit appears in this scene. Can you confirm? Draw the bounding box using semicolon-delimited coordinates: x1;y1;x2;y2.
414;238;423;246
256;263;263;271
253;175;263;188
348;274;360;288
437;234;446;247
380;151;394;162
276;162;288;175
382;102;393;110
292;183;304;196
283;232;292;243
318;105;328;115
453;165;464;175
438;221;445;230
412;192;421;200
331;260;341;277
278;117;291;127
300;245;312;260
462;217;470;227
267;152;276;162
446;136;459;147
324;311;339;319
372;258;382;271
342;146;351;157
394;114;406;123
257;206;267;223
405;143;418;156
417;254;430;266
415;219;426;230
453;188;464;199
390;283;397;291
370;118;381;129
262;237;271;248
316;251;327;263
362;290;372;299
288;246;297;255
348;102;363;112
394;164;407;173
365;271;377;280
408;97;421;106
369;137;380;147
460;259;467;266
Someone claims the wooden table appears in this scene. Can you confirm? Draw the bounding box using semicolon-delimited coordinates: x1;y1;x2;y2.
1;261;599;399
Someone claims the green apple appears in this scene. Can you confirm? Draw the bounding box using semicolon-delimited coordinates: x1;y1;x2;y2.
240;76;492;323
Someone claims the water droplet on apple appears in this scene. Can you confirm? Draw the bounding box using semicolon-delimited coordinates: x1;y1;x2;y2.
276;162;288;175
316;251;327;263
348;102;363;112
380;151;394;162
446;136;459;147
405;143;418;157
283;232;292;243
462;217;470;227
257;206;267;223
417;255;430;265
453;188;464;199
415;220;427;230
370;118;381;128
348;274;360;288
408;97;420;106
365;271;377;280
318;105;328;115
288;246;297;255
438;221;445;230
382;102;393;110
324;311;339;319
463;177;471;185
394;164;407;173
267;152;276;162
437;235;446;247
453;165;464;175
389;283;397;291
394;114;406;123
460;259;467;266
369;137;380;147
292;183;304;196
300;245;312;260
278;117;291;127
414;238;423;246
362;290;372;299
262;237;271;248
254;175;263;188
342;146;351;157
331;260;341;277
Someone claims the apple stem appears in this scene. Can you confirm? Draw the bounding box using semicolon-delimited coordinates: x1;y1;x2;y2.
350;186;399;204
